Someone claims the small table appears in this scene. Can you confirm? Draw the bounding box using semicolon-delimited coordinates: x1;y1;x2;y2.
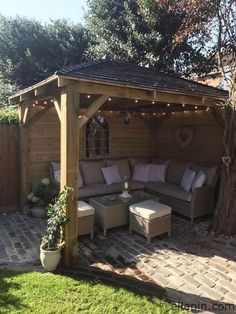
89;191;156;236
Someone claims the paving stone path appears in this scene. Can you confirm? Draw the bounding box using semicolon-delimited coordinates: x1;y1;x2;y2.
1;212;236;313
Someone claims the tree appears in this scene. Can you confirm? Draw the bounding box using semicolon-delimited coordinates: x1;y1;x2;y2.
85;0;214;75
157;0;236;235
0;16;90;93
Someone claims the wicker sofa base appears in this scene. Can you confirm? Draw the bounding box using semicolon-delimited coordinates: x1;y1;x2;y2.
129;213;171;243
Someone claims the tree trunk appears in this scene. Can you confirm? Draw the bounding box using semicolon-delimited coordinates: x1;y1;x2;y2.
212;106;236;236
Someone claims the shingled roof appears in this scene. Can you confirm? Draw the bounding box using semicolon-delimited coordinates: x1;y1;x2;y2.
56;60;228;99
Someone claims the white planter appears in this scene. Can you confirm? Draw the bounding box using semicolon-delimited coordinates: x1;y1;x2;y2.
31;207;47;218
40;247;61;272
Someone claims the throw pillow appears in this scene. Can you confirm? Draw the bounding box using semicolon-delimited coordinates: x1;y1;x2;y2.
101;165;121;185
149;164;166;182
180;168;196;192
191;170;206;191
132;163;150;182
54;170;60;183
53;169;84;188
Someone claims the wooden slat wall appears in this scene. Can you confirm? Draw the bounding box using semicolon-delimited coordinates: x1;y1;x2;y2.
29;108;223;186
154;111;224;166
29;108;151;185
0;124;19;212
29;108;60;184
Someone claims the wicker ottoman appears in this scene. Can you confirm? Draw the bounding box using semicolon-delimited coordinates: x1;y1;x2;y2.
78;201;94;239
129;200;171;243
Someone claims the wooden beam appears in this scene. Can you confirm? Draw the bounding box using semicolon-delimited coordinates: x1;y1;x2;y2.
22;104;32;125
60;82;79;268
58;77;68;88
19;104;30;211
9;74;57;103
35;86;47;97
78;94;109;128
77;81;221;107
53;98;62;122
20;93;33;102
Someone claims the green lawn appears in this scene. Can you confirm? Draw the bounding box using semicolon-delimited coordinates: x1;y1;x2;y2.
0;270;188;314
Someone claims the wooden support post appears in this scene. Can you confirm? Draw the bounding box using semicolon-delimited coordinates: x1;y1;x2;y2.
19;104;30;211
60;82;80;268
78;94;108;129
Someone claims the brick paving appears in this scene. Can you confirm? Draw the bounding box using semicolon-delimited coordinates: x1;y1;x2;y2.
1;212;236;313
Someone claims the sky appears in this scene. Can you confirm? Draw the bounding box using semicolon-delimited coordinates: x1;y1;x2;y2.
0;0;87;24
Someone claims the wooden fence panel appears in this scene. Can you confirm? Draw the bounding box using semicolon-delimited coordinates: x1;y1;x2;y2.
0;124;19;212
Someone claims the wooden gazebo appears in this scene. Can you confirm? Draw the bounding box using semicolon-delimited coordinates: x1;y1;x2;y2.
9;60;228;267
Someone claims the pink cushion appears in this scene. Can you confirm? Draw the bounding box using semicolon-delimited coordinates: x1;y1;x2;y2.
101;165;121;185
132;163;150;182
149;164;166;183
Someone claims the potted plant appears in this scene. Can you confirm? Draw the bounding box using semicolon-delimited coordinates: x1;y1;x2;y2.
40;186;72;272
27;178;58;218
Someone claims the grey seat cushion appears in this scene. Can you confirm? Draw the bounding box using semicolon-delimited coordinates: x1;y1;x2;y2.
80;160;106;185
166;160;190;184
191;165;218;186
106;158;131;180
79;183;123;198
145;182;192;202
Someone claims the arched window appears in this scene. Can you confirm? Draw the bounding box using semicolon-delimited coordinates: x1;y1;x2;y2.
86;116;109;159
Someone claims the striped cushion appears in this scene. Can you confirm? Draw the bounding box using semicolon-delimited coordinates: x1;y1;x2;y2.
191;170;206;191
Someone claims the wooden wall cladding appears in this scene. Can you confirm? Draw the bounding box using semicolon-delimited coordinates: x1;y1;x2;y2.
0;124;19;212
29;108;60;184
29;108;151;185
28;108;223;186
154;111;224;166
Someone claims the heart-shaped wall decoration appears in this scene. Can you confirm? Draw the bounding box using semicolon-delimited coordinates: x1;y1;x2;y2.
222;155;231;167
174;126;194;148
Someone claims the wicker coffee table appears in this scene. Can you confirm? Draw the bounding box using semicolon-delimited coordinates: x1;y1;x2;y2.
89;191;156;236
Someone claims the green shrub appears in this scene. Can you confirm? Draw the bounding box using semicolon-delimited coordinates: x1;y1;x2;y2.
0;105;19;124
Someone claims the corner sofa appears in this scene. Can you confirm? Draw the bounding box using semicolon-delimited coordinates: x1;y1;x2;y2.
49;157;218;223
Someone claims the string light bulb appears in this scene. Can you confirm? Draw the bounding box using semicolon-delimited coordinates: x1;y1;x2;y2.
87;95;91;99
44;101;47;105
167;103;170;107
195;106;198;110
108;97;112;101
152;101;155;105
182;104;185;107
135;99;138;103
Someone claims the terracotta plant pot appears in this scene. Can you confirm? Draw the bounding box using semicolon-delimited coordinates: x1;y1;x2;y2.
40;247;61;272
31;207;47;218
